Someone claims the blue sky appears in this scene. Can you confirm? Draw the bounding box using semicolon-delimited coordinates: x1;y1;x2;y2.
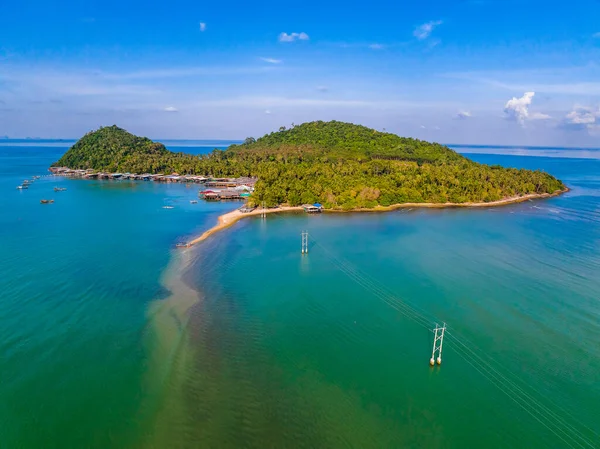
1;0;600;145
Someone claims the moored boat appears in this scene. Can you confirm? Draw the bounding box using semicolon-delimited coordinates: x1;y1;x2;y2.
17;185;28;190
40;199;54;204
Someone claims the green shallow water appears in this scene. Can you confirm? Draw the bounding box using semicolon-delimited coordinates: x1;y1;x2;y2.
1;144;599;448
0;143;236;448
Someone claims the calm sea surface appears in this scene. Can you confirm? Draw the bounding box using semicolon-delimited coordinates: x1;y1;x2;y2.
0;141;598;448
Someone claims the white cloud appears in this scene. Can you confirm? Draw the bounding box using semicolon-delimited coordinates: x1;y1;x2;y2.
279;32;309;43
316;85;329;92
99;66;276;80
504;91;536;124
420;125;426;129
562;106;599;133
434;126;441;130
529;112;552;120
260;57;282;64
264;109;272;114
443;66;600;96
369;43;384;50
164;106;178;112
190;96;454;109
456;110;471;119
414;20;442;40
494;81;600;95
566;108;596;124
197;96;372;108
500;91;550;125
199;22;206;32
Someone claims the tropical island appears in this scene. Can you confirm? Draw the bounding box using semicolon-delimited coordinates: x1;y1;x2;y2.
53;121;566;211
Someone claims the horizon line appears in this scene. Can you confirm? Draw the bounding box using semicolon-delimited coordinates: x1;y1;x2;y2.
1;138;599;152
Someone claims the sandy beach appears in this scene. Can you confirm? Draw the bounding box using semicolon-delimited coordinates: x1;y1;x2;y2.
185;188;568;247
323;188;569;213
186;206;303;246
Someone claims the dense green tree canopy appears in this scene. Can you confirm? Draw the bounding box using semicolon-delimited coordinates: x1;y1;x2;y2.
53;122;566;209
56;125;169;172
232;120;465;164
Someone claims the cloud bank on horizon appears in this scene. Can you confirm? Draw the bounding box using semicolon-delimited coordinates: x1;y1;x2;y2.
0;0;599;146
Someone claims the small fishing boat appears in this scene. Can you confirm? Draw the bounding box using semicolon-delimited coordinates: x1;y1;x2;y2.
190;200;198;204
32;176;41;180
162;206;174;209
40;199;54;204
17;185;28;190
53;187;67;192
175;242;190;248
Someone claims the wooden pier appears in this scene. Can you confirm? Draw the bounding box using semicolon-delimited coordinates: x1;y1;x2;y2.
49;167;256;188
49;167;259;203
200;189;244;201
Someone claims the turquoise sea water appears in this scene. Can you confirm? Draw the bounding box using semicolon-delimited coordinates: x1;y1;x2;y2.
1;141;599;448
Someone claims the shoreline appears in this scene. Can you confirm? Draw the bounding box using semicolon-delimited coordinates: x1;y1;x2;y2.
324;188;569;213
185;188;568;247
186;206;304;247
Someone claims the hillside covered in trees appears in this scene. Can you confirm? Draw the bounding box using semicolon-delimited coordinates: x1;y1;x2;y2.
232;121;465;164
53;122;566;209
56;125;170;172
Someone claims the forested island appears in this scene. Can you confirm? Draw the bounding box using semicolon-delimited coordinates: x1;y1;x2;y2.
53;121;566;209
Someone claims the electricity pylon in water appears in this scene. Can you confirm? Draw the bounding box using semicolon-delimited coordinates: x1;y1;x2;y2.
301;231;308;254
430;323;446;366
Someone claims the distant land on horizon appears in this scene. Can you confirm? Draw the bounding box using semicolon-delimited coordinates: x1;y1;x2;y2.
1;135;599;152
448;143;600;151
